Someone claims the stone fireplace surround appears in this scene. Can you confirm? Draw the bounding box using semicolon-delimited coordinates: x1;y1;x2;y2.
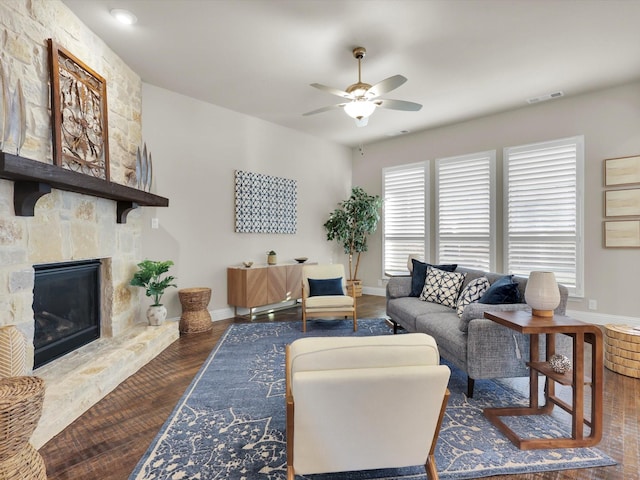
0;0;179;449
29;255;178;449
0;210;179;449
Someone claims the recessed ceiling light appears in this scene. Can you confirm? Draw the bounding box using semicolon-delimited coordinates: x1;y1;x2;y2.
110;8;137;25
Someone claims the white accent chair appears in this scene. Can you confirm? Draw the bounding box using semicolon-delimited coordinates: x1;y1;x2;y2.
301;264;357;333
285;333;451;480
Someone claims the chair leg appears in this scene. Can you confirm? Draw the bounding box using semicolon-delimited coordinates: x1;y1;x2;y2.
287;466;295;480
302;311;306;333
425;454;439;480
467;377;475;398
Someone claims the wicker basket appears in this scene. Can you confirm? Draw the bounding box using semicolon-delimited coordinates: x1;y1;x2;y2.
178;288;213;334
0;376;46;480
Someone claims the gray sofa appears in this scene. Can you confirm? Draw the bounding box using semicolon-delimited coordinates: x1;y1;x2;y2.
386;267;569;397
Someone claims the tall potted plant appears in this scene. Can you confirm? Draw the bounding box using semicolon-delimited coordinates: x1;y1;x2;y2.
323;186;382;296
130;260;177;325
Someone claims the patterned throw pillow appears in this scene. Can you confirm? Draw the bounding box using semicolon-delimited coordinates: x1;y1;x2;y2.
456;276;491;317
409;259;458;297
419;267;466;308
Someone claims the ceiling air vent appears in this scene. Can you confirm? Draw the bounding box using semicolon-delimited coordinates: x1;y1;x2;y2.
527;91;564;104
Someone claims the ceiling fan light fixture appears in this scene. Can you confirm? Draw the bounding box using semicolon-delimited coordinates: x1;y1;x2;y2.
344;99;376;120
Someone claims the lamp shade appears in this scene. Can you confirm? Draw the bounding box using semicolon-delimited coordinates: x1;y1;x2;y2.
524;271;560;318
344;100;376;119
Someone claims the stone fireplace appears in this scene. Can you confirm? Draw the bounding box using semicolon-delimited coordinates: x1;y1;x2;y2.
0;0;178;449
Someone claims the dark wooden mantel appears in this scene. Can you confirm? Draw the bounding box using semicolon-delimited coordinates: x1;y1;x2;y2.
0;152;169;223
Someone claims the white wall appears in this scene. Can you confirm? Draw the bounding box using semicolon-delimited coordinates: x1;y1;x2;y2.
353;81;640;320
140;84;352;318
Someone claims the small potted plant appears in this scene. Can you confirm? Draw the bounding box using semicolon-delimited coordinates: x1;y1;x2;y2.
130;260;177;325
267;250;277;265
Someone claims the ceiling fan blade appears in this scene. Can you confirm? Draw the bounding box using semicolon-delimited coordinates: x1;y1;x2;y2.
367;75;407;98
310;83;353;99
375;98;422;111
302;103;346;116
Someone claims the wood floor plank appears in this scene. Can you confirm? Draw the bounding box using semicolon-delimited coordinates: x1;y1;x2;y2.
39;296;634;479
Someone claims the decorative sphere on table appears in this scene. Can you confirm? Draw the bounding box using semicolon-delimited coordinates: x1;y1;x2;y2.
549;354;572;374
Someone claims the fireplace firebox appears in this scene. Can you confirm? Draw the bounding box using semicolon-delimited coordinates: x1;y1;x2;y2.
33;260;101;368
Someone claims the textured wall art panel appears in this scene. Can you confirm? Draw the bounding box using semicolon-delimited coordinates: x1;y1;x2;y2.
234;170;297;234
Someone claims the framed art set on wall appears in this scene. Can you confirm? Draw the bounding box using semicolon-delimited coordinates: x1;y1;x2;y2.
603;155;640;248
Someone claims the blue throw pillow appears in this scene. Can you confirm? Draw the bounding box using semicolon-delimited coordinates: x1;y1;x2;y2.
409;259;457;297
308;277;344;296
479;275;522;304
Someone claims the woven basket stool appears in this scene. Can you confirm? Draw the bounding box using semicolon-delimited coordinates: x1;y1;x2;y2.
0;376;46;480
178;287;213;334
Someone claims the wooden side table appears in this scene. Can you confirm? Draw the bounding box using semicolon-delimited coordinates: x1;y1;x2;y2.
178;288;213;334
483;310;603;450
604;324;640;378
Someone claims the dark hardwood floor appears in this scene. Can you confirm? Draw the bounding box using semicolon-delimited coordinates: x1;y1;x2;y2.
40;295;638;479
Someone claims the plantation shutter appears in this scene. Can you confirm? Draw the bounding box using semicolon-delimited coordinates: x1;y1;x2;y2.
504;136;584;296
382;163;428;276
435;151;495;271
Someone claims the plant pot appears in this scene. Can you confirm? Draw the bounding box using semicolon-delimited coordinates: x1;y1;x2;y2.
346;279;362;298
146;305;167;326
267;254;277;265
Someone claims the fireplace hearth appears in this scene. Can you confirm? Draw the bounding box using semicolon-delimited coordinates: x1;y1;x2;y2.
33;260;101;368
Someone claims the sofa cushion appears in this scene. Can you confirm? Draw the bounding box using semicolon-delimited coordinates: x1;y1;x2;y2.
419;267;466;308
387;297;453;332
409;259;457;297
456;276;490;317
415;312;468;367
479;275;521;304
308;277;343;296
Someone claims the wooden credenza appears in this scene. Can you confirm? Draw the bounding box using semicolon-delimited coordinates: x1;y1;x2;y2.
227;263;311;317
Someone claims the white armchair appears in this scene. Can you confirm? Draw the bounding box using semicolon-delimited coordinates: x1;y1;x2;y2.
285;333;451;479
301;264;356;333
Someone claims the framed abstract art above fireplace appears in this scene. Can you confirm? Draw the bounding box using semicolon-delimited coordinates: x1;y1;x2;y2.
48;39;110;181
234;170;297;234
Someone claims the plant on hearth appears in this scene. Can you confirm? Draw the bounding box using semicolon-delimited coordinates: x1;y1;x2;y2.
130;260;177;306
323;186;382;281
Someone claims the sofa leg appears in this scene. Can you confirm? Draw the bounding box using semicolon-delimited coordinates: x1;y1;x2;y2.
467;377;475;398
385;319;400;333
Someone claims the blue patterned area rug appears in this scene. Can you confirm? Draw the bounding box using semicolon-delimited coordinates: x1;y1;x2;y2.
130;319;615;480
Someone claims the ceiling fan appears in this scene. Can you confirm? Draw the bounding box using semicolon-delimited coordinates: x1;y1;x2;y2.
303;47;422;127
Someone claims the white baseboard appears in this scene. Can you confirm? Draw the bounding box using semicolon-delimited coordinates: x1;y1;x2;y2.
210;300;300;322
360;288;640;327
212;296;640;328
362;286;386;297
211;307;235;321
566;309;640;327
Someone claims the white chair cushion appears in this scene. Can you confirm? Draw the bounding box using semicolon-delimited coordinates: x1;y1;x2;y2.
289;333;440;376
289;333;450;475
293;365;450;474
304;295;354;309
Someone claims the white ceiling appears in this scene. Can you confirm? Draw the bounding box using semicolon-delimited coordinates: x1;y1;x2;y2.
62;0;640;147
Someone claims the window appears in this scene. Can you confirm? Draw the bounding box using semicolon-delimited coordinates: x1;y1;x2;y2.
435;151;495;271
382;163;428;276
504;136;584;296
